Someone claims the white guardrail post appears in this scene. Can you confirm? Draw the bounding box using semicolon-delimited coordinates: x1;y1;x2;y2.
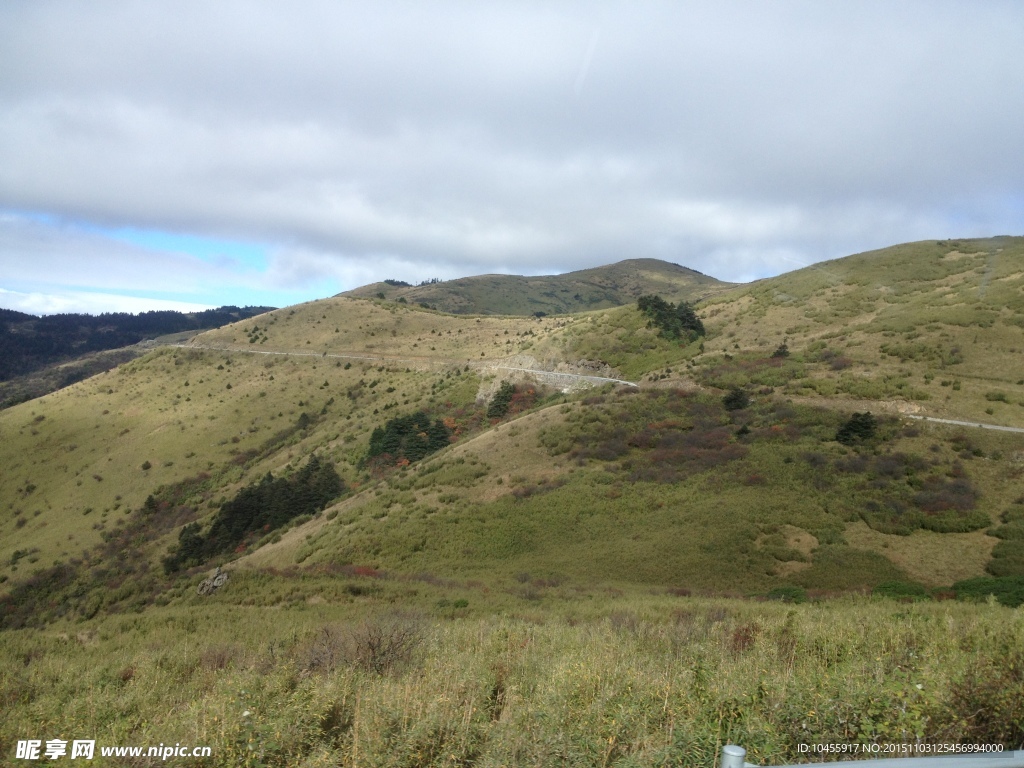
721;745;1024;768
721;744;754;768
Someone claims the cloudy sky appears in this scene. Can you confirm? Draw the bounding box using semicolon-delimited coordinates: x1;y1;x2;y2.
1;1;1022;315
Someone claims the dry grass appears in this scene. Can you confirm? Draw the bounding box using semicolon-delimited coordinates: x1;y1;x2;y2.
2;594;1023;765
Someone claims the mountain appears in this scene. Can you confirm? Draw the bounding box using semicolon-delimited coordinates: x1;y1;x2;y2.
340;258;731;315
2;238;1023;761
2;237;1022;617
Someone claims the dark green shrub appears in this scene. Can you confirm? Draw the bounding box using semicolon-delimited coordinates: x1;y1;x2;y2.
793;546;906;590
1001;505;1024;524
162;455;343;573
637;295;705;341
953;575;1024;607
836;412;876;444
487;381;516;419
765;586;807;603
873;580;930;601
367;411;451;465
986;540;1024;578
991;521;1024;539
722;387;750;411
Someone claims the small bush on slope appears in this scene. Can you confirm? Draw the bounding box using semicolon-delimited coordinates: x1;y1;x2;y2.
836;412;877;445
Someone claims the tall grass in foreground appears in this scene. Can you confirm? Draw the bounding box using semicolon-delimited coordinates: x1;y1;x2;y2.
2;595;1022;766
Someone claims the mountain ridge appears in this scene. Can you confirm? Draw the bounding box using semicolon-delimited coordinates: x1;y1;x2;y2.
339;257;732;315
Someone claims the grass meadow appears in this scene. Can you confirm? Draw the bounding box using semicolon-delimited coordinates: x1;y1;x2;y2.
1;588;1022;767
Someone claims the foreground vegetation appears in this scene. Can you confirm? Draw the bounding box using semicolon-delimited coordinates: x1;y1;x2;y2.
1;588;1021;766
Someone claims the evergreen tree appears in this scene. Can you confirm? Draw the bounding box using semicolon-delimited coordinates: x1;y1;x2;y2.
836;412;877;445
487;381;516;419
162;455;344;573
637;295;705;341
722;387;750;411
367;411;452;464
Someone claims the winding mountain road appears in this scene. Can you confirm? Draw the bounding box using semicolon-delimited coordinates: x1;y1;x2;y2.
173;342;1024;433
903;413;1024;435
173;342;638;389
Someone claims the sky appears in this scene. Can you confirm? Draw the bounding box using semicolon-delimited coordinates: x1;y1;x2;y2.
1;1;1022;316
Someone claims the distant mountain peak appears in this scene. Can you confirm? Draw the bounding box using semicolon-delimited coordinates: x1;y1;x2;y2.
339;257;733;316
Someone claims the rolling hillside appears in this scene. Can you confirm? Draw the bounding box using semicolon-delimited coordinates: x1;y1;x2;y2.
341;257;731;315
2;238;1024;762
2;238;1023;610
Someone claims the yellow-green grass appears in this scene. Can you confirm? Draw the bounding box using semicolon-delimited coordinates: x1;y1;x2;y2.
0;342;479;579
192;297;586;368
844;522;997;588
0;294;692;579
1;589;1022;766
3;241;1024;763
698;237;1024;427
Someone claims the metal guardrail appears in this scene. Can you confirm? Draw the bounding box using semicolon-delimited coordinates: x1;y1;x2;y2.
722;745;1024;768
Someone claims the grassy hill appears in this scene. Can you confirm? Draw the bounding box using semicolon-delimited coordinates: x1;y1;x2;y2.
3;238;1023;603
2;238;1024;762
695;236;1024;427
341;258;731;315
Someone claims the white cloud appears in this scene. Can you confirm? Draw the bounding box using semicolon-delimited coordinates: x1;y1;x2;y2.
0;287;212;316
0;1;1022;308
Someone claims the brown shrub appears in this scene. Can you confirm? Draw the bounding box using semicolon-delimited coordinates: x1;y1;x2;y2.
728;621;761;655
200;644;241;671
940;651;1024;746
914;476;978;512
301;613;423;675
